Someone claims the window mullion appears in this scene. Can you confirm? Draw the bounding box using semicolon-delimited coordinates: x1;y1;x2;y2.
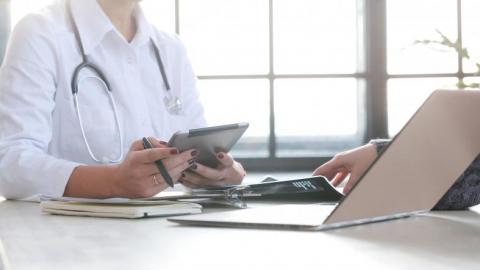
457;0;463;78
0;0;10;64
175;0;180;35
268;0;276;158
363;0;388;141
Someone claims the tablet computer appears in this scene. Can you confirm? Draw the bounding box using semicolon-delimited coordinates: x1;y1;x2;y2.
168;123;249;167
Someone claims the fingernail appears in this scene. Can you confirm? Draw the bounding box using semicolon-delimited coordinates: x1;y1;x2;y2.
217;153;224;159
159;141;168;145
188;159;195;165
181;173;186;178
191;150;198;157
190;164;198;170
170;149;178;154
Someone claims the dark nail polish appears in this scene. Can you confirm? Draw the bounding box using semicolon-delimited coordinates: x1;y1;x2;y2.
217;153;224;159
188;159;195;165
170;149;178;154
190;164;198;170
181;173;186;178
191;150;198;157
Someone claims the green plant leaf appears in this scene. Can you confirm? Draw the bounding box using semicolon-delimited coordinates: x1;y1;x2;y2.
461;48;470;59
469;83;480;89
413;30;480;89
457;79;467;89
435;29;457;48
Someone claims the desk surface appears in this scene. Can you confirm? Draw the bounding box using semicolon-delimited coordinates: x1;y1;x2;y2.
1;173;480;270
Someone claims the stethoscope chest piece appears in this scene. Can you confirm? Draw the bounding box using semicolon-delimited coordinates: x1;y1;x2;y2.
164;94;183;115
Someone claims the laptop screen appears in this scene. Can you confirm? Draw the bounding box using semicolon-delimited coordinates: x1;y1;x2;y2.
325;90;480;225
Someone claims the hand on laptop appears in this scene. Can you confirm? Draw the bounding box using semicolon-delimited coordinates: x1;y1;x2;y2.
313;143;377;194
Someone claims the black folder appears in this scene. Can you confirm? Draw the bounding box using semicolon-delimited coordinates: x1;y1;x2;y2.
171;176;344;208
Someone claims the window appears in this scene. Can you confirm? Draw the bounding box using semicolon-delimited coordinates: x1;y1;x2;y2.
387;0;457;75
10;0;54;26
386;0;477;137
387;77;457;135
462;0;480;73
142;0;364;160
3;0;478;170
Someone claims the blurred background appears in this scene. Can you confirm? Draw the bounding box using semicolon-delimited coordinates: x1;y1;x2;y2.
1;0;479;171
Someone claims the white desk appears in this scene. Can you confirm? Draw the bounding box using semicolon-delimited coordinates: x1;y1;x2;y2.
0;173;480;270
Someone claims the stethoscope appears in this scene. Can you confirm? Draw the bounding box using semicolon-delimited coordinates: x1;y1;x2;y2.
66;0;183;164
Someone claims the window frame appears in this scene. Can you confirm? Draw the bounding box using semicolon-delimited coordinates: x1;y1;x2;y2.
190;0;388;170
1;0;473;171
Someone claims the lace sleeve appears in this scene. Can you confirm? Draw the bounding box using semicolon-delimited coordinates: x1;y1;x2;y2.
434;155;480;210
369;139;391;154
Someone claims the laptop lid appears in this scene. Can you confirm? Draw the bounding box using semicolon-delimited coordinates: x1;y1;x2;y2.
170;90;480;230
324;90;480;225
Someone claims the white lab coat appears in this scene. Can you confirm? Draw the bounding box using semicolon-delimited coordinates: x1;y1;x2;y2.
0;0;207;200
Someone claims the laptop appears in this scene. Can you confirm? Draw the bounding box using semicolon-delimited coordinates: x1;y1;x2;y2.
169;90;480;231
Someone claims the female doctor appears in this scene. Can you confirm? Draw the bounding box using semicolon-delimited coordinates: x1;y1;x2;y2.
0;0;245;200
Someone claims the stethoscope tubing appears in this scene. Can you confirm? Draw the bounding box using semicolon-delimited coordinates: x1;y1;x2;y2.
67;0;181;164
71;61;111;95
73;76;124;164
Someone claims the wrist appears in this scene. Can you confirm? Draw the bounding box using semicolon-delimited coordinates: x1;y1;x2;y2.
64;165;123;198
107;165;125;197
368;139;391;154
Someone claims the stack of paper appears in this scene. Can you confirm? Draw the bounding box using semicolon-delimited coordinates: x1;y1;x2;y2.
40;197;202;219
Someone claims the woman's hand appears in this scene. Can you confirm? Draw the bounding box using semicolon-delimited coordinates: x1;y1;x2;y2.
313;143;378;194
112;138;198;198
180;152;246;188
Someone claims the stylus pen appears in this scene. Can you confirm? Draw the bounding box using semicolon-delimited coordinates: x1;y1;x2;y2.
142;137;174;188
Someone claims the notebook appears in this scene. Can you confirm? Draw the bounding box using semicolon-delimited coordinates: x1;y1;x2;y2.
40;199;202;219
0;239;8;270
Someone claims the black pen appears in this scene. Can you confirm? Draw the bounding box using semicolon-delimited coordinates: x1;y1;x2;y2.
142;137;174;188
